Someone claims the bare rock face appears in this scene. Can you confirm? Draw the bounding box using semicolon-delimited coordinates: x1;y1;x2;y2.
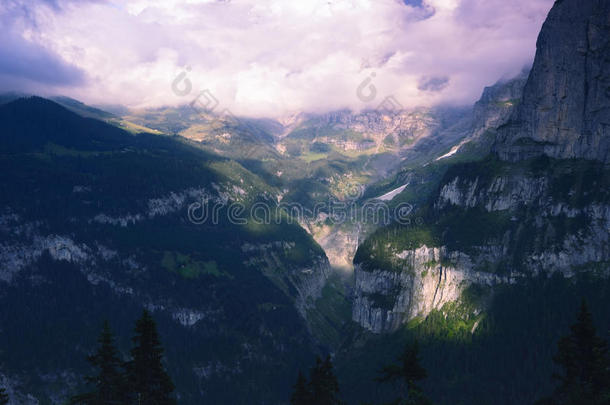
352;246;510;333
495;0;610;162
471;69;529;140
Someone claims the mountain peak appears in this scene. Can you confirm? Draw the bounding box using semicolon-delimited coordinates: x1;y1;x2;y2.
0;96;130;153
494;0;610;162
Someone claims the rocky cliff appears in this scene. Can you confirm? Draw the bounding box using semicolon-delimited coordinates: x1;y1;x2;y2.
241;241;331;317
352;0;610;334
352;246;512;333
471;69;530;141
494;0;610;162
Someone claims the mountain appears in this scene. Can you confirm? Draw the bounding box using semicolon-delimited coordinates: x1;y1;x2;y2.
275;106;470;174
361;68;530;203
340;0;610;404
49;96;116;121
0;97;333;404
495;0;610;163
120;103;471;184
115;103;475;280
2;1;609;404
0;90;485;402
351;0;610;335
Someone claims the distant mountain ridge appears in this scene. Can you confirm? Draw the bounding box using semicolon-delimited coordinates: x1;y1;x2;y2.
0;96;130;153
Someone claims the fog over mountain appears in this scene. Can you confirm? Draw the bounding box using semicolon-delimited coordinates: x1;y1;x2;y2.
0;0;553;116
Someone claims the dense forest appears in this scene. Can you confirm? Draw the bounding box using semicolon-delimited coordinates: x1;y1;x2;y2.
46;299;608;405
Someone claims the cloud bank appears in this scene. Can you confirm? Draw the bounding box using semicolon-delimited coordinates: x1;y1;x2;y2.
0;0;554;117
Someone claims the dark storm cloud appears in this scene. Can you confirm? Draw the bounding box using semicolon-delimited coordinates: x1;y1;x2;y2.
0;0;86;90
0;34;86;87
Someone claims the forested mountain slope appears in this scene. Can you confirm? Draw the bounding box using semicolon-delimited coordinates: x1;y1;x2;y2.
0;97;330;404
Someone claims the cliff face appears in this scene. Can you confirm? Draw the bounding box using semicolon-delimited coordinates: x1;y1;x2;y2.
241;241;331;317
495;0;610;162
352;246;511;333
352;0;610;334
354;163;610;334
471;69;529;140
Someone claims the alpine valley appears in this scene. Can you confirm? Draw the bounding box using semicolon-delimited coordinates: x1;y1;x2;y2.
1;0;609;405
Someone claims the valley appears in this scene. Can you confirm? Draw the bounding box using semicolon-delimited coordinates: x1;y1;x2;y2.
0;72;525;403
1;0;609;404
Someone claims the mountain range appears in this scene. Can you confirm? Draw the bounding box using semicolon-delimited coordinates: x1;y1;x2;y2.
0;0;609;404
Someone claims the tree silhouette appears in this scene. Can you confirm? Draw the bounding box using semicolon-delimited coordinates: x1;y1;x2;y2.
290;356;343;405
70;321;128;405
290;371;311;405
376;341;432;405
308;356;343;405
125;310;175;405
537;301;610;405
0;387;8;405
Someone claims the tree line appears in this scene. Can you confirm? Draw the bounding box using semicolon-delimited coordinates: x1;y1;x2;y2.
1;301;608;405
289;301;610;405
289;342;432;405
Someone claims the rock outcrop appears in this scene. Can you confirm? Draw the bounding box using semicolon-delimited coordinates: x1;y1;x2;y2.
471;68;529;140
494;0;610;162
352;246;512;333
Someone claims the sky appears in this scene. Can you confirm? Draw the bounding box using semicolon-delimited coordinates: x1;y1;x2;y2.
0;0;554;118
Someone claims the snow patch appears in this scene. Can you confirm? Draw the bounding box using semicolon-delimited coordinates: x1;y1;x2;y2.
375;184;408;201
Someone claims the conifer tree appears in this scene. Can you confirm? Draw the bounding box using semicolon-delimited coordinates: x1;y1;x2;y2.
126;310;175;405
290;371;311;405
537;301;610;405
70;321;128;405
308;356;343;405
0;387;8;405
290;356;343;405
376;341;432;405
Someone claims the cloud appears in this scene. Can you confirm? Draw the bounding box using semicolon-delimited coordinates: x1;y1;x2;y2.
0;33;85;86
417;76;450;92
0;0;86;93
0;0;554;117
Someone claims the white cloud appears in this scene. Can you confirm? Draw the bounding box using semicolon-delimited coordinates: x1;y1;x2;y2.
1;0;554;117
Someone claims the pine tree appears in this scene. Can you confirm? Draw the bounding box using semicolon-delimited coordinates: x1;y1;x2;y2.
0;387;9;405
70;321;128;405
290;371;311;405
376;341;432;405
537;301;610;405
290;356;343;405
308;356;343;405
126;310;175;405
